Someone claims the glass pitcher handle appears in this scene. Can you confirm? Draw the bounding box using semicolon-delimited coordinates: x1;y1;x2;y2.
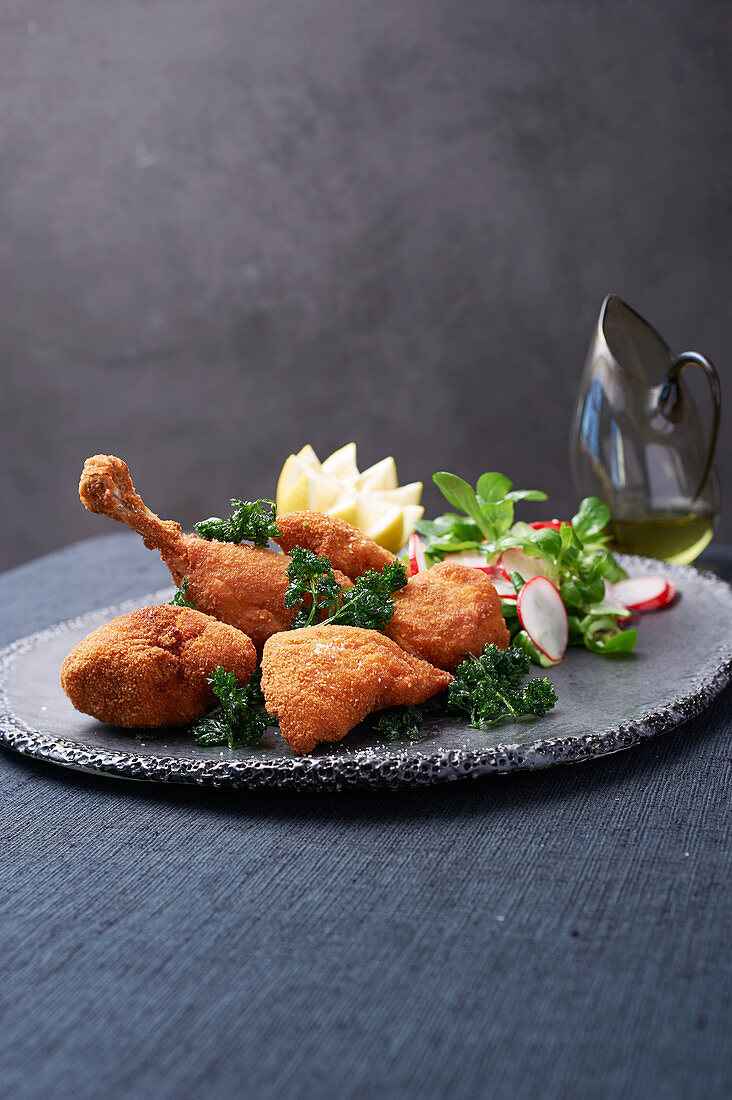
660;351;722;500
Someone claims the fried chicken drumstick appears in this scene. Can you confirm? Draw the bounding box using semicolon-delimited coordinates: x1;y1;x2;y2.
261;625;452;754
274;511;395;580
78;455;350;652
61;605;257;728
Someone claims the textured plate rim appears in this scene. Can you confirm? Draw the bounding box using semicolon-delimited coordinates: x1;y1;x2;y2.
1;556;731;791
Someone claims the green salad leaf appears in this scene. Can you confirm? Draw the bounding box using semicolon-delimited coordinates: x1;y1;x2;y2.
421;471;547;558
580;616;638;654
418;469;635;662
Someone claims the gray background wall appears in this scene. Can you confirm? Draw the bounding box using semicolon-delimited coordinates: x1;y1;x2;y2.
1;0;730;572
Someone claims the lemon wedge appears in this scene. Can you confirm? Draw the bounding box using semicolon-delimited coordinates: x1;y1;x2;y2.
399;504;425;547
358;456;398;493
370;482;423;508
327;490;360;526
358;498;405;554
275;443;422;550
320;442;359;481
276;445;321;513
307;472;346;513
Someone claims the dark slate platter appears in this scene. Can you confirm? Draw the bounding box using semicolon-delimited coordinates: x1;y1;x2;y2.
1;556;730;791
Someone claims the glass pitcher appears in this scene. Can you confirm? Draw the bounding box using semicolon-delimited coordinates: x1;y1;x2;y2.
570;295;721;564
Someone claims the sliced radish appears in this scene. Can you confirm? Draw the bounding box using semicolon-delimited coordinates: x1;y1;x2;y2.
491;574;518;600
604;579;625;606
408;533;428;576
528;520;569;531
498;548;548;583
441;549;495;574
611;576;677;612
517;577;568;663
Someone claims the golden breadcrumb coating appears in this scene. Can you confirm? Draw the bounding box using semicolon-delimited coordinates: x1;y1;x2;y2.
275;511;395;580
77;455;351;652
261;625;451;754
386;561;510;671
60;605;257;728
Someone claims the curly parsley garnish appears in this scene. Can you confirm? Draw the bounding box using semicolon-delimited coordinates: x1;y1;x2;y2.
448;644;557;728
334;560;408;630
284;550;408;631
193;667;271;748
194;499;280;547
373;705;423;742
169;578;196;609
284;547;343;627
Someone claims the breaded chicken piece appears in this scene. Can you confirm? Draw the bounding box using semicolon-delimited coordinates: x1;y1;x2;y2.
261;625;452;754
78;455;351;652
385;561;510;671
60;605;257;728
275;511;395;580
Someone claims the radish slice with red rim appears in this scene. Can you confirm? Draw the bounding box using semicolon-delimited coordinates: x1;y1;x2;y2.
528;520;568;531
491;574;518;599
498;548;547;582
408;533;428;576
604;579;625;607
517;577;568;663
611;576;676;612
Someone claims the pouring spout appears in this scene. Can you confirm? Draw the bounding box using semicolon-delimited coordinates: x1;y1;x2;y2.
600;295;675;386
